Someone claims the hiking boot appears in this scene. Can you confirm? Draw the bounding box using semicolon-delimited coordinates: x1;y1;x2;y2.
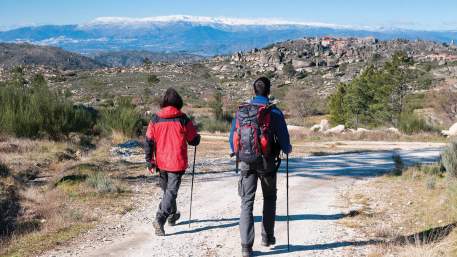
167;212;181;226
261;236;276;247
241;245;253;257
153;219;165;236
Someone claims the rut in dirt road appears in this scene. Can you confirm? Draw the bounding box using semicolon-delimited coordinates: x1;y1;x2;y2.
44;145;442;257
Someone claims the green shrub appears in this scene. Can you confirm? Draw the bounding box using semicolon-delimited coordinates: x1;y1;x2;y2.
99;97;143;138
398;113;436;134
86;172;123;194
0;162;10;177
147;74;160;85
283;62;296;78
197;116;231;133
0;164;20;235
442;140;457;178
209;91;224;120
0;74;96;139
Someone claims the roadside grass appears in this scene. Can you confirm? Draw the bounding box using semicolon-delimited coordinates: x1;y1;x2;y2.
342;162;457;256
1;223;94;257
0;137;133;257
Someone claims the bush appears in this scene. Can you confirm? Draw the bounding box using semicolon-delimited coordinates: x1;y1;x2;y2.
0;74;96;139
285;87;326;118
283;62;296;78
198;116;231;133
0;162;10;177
0;163;20;235
442;140;457;178
99;97;143;138
86;172;123;194
147;74;160;85
398;113;437;134
209;91;224;120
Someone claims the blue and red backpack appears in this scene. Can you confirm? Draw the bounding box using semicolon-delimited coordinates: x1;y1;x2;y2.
233;103;276;164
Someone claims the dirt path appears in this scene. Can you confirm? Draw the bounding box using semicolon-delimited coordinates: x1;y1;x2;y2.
43;142;443;257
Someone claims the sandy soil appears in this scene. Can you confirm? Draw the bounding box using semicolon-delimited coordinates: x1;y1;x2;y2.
43;141;443;257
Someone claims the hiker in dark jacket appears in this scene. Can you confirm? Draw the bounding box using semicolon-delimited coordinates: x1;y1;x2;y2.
229;77;292;257
145;88;201;236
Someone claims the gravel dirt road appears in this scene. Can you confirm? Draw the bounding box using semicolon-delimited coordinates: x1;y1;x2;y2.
43;141;443;257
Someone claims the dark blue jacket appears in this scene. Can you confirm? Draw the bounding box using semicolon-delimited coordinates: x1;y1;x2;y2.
229;96;292;154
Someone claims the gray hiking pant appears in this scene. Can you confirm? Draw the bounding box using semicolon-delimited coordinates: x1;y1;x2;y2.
238;160;277;247
156;171;184;223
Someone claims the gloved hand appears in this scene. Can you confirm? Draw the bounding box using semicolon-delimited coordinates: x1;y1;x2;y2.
146;162;156;174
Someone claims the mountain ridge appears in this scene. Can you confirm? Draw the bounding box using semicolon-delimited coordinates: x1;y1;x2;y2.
0;16;456;56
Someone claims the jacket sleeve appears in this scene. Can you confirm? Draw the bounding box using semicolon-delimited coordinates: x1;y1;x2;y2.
144;121;155;163
271;108;292;154
185;119;201;146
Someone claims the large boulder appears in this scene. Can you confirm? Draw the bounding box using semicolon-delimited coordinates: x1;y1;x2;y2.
319;119;330;132
325;125;345;134
310;124;321;132
310;119;330;132
386;127;401;134
292;59;313;69
356;128;370;133
442;122;457;137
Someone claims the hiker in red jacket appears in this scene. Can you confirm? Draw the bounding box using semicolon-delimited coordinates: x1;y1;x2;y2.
144;88;201;236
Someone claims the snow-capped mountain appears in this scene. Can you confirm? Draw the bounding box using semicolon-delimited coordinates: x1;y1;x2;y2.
0;15;455;56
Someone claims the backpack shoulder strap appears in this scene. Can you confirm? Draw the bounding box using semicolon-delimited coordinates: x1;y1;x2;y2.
151;114;160;124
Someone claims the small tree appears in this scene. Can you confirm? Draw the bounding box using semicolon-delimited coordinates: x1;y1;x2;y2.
286;88;325;119
283;62;296;78
209;91;224;121
329;83;348;125
143;58;152;67
147;74;160;85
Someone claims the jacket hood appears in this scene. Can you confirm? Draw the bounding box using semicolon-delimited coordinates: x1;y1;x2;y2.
157;106;183;118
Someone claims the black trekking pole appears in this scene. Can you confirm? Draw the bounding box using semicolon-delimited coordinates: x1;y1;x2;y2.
189;146;197;228
235;153;239;174
286;153;290;252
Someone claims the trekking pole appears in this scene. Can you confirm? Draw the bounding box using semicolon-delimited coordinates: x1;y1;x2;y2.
286;153;290;252
235;153;239;174
189;146;197;228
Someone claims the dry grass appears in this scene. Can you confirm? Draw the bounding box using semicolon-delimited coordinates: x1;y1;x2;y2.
1;223;94;257
342;164;457;256
0;136;134;257
110;130;130;145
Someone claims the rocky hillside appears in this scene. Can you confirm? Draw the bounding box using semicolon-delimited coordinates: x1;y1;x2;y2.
0;43;105;70
206;37;457;96
1;37;457;128
89;50;203;67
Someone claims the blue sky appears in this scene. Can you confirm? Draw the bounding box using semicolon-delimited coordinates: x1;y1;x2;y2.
1;0;456;30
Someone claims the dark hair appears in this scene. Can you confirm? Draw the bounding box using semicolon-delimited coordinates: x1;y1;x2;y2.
160;88;184;110
253;77;271;97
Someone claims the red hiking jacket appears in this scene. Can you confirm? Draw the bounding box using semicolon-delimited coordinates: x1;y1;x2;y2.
145;106;200;172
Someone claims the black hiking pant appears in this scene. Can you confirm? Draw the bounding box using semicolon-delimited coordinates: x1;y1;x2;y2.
238;160;277;248
156;170;184;224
